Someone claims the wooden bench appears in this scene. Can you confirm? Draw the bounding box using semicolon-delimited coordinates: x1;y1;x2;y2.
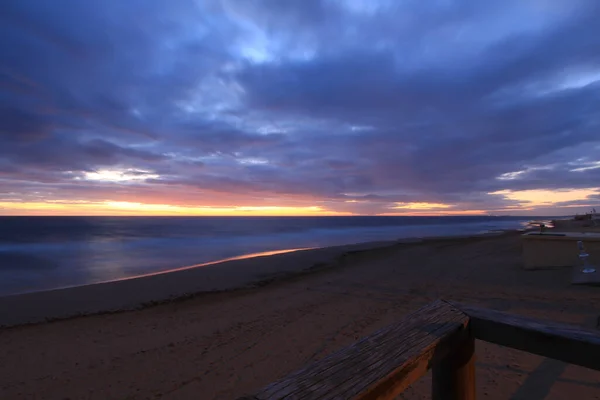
239;300;600;400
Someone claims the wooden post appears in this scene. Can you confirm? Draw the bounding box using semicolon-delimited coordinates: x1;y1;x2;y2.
432;333;476;400
242;300;600;400
242;300;470;400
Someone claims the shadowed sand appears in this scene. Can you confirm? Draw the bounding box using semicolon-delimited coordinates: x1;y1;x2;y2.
0;231;599;399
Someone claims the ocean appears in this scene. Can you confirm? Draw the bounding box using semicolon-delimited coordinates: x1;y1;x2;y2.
0;216;543;296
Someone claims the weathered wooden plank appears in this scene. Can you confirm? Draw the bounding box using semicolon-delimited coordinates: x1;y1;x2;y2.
241;300;469;400
432;333;476;400
454;302;600;371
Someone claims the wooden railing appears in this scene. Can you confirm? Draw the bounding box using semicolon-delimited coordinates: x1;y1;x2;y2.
238;299;600;400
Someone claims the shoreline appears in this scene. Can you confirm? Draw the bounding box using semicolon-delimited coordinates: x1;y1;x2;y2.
3;247;316;298
0;230;517;327
0;219;534;297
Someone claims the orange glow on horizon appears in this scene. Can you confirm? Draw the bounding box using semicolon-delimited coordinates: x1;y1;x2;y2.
393;202;452;210
489;188;599;206
0;199;492;216
3;187;597;217
385;202;488;216
0;200;353;216
381;209;487;216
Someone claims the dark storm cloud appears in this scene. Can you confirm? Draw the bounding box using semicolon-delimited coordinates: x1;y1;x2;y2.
233;1;600;207
1;0;599;214
1;135;166;171
237;2;600;115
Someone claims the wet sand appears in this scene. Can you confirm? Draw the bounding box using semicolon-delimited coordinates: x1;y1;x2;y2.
0;232;599;399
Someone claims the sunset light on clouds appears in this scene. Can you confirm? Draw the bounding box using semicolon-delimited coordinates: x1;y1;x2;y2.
1;0;599;216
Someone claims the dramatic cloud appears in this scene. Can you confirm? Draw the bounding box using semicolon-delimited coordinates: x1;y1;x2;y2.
1;0;599;215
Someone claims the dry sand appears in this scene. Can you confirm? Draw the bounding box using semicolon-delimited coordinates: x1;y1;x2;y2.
1;231;599;399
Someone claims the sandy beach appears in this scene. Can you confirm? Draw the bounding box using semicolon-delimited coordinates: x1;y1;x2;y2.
1;231;599;399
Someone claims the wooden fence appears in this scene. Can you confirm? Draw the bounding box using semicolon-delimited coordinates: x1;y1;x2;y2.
238;299;600;400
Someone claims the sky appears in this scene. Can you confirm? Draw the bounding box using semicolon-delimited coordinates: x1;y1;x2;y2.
1;0;599;216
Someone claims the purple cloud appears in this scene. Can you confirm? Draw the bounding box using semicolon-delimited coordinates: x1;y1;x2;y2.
1;0;599;215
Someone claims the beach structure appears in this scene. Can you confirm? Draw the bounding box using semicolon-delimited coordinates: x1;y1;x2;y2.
239;300;600;400
592;210;600;227
552;209;600;230
520;231;600;269
572;240;600;285
578;241;597;274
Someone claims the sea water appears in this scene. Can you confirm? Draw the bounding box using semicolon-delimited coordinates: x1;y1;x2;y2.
0;216;542;296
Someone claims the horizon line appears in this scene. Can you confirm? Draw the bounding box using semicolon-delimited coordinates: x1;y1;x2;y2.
0;214;565;218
